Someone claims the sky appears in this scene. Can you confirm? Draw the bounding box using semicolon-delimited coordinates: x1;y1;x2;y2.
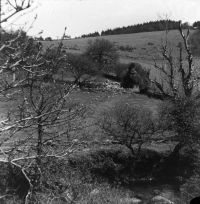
4;0;200;38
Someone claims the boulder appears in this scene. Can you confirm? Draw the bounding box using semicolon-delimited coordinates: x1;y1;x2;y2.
151;195;174;204
90;188;100;196
121;62;150;93
120;197;142;204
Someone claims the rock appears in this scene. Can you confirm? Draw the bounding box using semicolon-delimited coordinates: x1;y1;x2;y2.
151;195;174;204
90;188;100;196
120;197;142;204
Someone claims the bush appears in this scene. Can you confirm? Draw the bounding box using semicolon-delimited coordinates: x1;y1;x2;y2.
67;53;96;85
85;38;119;72
99;101;155;156
114;62;128;79
147;42;154;46
121;62;150;92
119;45;135;52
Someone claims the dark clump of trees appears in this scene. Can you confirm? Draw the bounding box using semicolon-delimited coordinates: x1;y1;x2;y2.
85;38;119;73
121;62;150;93
66;53;96;86
119;45;135;52
80;20;192;38
192;21;200;29
81;31;100;38
101;20;190;36
44;37;52;41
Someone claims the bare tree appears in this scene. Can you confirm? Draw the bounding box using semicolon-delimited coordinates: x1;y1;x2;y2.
0;5;86;203
152;21;200;158
0;0;32;33
153;21;194;98
99;102;155;156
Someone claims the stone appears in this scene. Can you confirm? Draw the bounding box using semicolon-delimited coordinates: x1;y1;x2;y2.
90;188;100;196
120;197;142;204
151;195;174;204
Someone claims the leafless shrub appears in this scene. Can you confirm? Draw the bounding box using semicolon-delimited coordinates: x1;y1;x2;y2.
99;102;155;156
152;21;194;98
67;53;96;86
152;21;200;158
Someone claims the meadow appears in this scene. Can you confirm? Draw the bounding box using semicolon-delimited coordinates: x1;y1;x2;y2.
43;29;199;84
43;29;194;66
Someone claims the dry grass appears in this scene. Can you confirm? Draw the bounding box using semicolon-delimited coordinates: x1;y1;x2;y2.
42;29;194;65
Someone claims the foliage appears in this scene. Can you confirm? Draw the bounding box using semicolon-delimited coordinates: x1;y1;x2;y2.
101;20;190;36
44;37;52;41
35;36;44;41
192;21;200;29
114;62;128;79
121;62;150;93
67;53;96;84
85;38;119;72
119;45;135;52
81;31;100;38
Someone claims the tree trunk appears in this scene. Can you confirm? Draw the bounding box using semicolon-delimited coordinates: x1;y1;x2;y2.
34;119;43;188
127;145;135;156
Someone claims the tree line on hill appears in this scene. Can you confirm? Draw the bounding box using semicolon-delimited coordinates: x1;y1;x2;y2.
80;20;193;38
81;31;100;38
193;21;200;29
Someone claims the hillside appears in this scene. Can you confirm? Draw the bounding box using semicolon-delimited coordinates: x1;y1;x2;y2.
42;29;194;67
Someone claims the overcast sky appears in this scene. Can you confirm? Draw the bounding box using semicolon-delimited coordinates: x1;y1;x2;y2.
5;0;200;38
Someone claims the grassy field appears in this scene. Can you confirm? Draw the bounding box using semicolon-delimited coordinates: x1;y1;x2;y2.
43;29;199;86
42;29;195;66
